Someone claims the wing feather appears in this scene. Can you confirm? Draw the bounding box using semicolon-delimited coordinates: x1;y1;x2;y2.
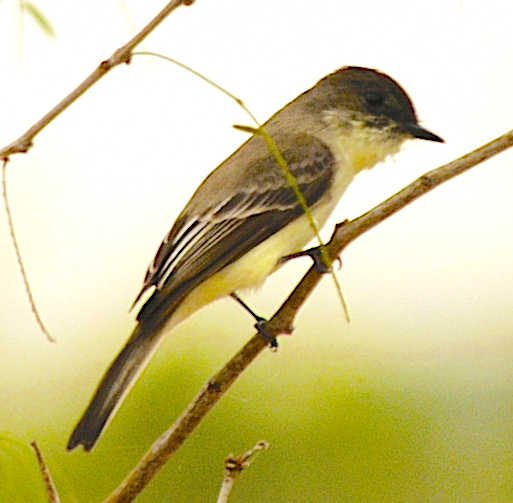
136;135;335;327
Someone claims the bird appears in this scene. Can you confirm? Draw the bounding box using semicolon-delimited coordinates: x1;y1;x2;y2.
67;66;443;451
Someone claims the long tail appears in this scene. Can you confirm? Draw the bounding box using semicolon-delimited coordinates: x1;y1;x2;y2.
67;325;162;451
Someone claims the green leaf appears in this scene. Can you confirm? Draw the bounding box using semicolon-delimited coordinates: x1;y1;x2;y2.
23;2;55;37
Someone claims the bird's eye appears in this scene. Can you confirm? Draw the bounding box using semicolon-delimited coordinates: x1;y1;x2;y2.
365;92;383;107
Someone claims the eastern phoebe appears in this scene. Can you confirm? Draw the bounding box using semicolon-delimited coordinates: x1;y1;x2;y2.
68;66;443;451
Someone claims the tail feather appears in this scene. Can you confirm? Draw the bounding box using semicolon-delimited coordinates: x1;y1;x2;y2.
67;325;162;451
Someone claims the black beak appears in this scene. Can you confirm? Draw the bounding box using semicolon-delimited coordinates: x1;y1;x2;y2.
400;122;444;143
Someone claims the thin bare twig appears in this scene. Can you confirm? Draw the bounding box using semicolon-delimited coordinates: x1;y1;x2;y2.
2;160;55;341
216;441;269;503
0;0;195;160
30;441;61;503
103;129;513;503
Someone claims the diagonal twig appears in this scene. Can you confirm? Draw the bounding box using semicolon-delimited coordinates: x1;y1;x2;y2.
0;0;196;160
30;441;62;503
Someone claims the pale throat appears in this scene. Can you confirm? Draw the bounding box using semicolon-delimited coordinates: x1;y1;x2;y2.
322;110;407;174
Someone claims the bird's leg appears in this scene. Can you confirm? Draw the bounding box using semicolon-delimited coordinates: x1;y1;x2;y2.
230;293;278;349
278;246;341;274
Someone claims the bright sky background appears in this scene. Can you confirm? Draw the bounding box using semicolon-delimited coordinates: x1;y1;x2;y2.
1;0;512;449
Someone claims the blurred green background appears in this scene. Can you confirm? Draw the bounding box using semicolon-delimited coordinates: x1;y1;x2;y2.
2;293;513;502
1;0;513;501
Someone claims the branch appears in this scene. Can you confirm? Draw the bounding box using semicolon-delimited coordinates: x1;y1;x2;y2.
216;441;269;503
0;0;196;160
326;130;513;257
2;159;55;341
102;129;513;503
30;441;61;503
